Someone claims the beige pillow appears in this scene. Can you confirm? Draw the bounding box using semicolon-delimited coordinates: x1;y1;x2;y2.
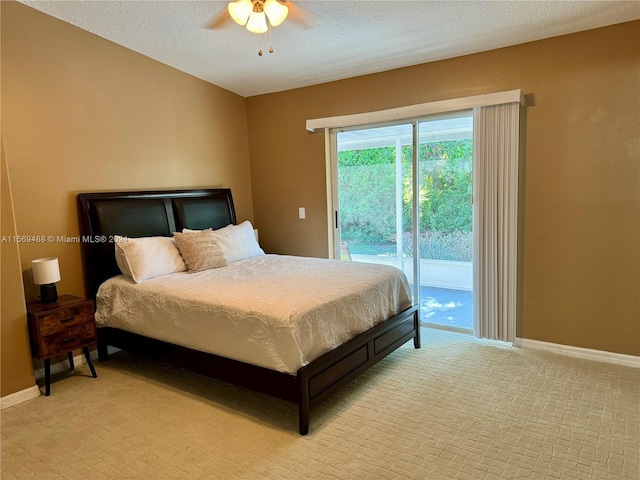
173;230;227;272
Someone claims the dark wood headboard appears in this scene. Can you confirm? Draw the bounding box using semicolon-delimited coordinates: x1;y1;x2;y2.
77;188;236;298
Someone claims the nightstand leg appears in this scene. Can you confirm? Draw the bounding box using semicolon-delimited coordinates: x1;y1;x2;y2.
83;347;97;378
44;359;51;396
68;352;75;370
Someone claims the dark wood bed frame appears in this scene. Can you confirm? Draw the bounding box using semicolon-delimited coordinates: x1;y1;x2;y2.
77;188;420;435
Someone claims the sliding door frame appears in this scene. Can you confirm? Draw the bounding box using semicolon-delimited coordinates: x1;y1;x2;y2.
326;112;473;315
326;120;421;303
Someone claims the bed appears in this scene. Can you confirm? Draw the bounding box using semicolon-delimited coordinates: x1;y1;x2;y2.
77;188;420;435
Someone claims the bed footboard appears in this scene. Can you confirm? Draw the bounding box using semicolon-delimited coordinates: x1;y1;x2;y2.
296;304;419;435
96;304;419;435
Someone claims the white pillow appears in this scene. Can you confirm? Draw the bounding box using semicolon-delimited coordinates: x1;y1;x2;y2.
210;221;265;263
114;235;186;283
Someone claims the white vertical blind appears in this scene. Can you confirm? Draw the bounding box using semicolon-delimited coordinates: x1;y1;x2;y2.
473;102;520;343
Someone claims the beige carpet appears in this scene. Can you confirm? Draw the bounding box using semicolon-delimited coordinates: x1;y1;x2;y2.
1;329;638;479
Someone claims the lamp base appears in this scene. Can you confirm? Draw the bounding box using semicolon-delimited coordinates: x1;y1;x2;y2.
40;284;58;304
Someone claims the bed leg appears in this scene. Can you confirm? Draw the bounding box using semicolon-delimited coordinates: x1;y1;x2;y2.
413;311;421;349
298;404;309;436
97;341;109;362
298;380;310;435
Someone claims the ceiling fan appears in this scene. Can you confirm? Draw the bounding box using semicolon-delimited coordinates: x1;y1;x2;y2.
205;0;312;55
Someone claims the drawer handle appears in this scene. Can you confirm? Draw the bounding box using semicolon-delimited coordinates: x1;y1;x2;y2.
60;316;75;324
62;336;78;343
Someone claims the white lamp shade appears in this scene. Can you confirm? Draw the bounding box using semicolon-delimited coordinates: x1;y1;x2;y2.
32;257;61;285
228;0;253;25
264;0;288;27
246;11;268;33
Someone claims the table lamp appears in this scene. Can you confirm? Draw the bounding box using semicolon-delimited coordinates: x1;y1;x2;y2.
32;257;61;304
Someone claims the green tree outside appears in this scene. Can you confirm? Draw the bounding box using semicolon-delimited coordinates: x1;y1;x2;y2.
338;139;473;262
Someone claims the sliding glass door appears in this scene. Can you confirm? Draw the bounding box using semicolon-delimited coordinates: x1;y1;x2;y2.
415;114;473;331
331;112;473;332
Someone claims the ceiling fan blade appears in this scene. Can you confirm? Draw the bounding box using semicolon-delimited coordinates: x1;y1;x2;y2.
203;8;231;29
284;1;314;29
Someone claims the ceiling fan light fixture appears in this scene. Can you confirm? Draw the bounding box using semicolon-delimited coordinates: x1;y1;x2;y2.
228;0;253;26
246;11;268;34
263;0;288;27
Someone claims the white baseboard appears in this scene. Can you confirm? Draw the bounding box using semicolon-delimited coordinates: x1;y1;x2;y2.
1;385;40;409
32;346;120;380
2;351;97;409
33;353;85;380
516;337;640;368
1;346;122;410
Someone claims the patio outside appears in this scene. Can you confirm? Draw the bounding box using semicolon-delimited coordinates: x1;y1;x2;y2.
348;250;473;333
419;285;472;331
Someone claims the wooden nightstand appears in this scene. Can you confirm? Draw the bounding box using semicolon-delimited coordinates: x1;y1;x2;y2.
27;295;98;396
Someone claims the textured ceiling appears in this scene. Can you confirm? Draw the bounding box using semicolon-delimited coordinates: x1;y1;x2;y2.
20;1;640;97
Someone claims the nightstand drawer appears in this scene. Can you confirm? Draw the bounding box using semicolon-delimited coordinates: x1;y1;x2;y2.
40;322;97;358
37;304;94;336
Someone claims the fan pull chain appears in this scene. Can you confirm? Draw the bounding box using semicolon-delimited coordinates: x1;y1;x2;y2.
257;22;274;56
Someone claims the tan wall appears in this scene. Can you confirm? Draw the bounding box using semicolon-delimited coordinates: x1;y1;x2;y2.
1;141;37;396
1;2;253;396
247;21;640;356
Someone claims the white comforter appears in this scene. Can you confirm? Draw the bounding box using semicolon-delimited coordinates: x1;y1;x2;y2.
96;254;413;374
